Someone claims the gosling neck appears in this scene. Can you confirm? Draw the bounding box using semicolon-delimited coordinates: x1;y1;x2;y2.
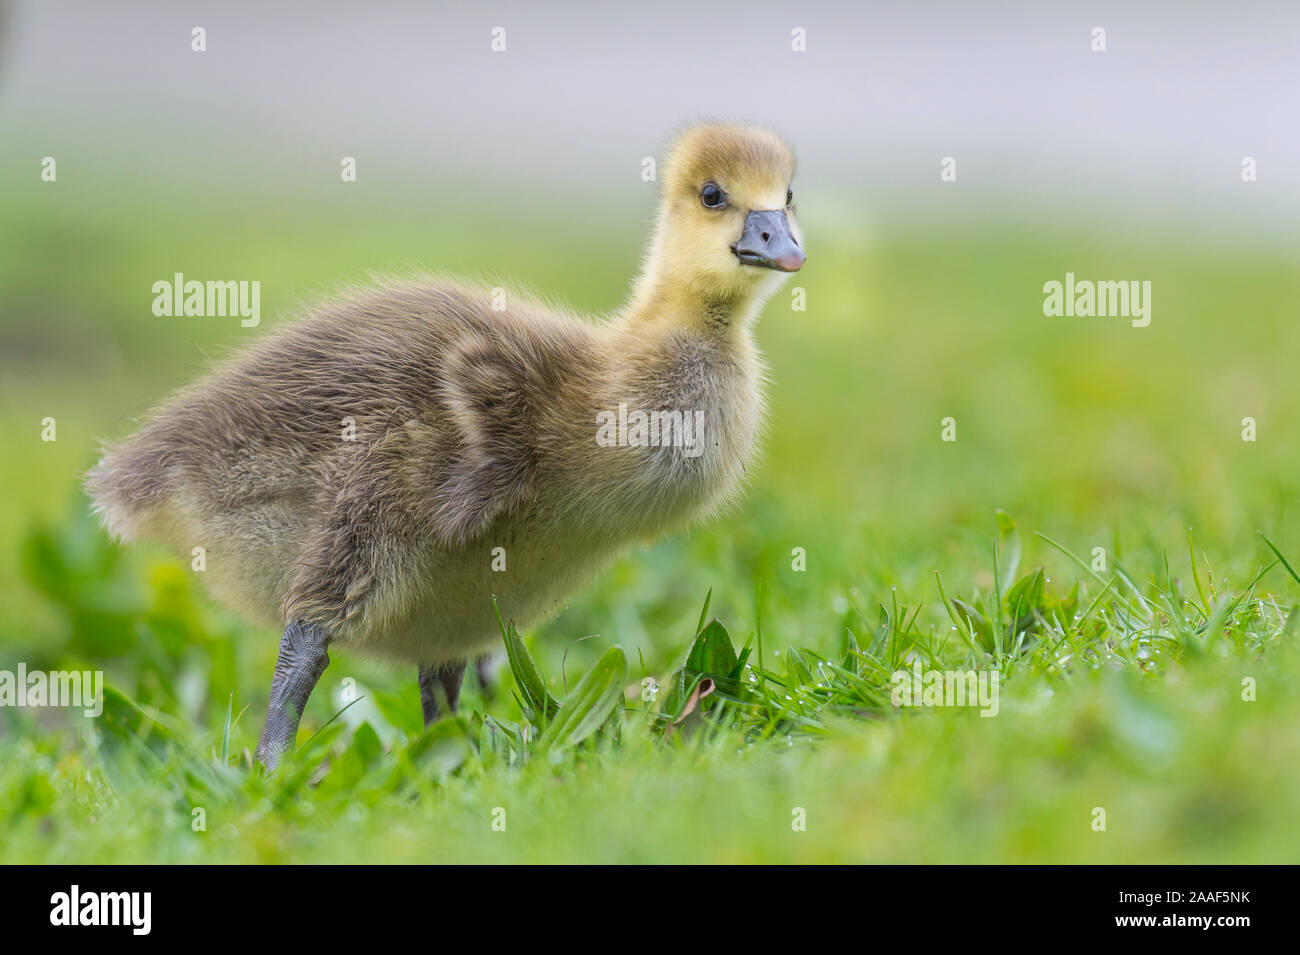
620;271;759;340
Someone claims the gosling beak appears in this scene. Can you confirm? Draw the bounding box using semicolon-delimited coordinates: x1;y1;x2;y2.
732;209;805;272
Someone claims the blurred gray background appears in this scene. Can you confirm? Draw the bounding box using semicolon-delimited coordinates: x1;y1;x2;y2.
2;0;1296;239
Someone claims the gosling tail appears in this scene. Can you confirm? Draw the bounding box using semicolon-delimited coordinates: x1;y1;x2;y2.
84;436;178;542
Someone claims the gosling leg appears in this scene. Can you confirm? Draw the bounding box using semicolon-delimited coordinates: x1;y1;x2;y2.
255;620;331;769
418;662;467;727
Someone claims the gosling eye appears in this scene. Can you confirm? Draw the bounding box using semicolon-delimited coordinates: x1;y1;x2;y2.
786;188;793;207
700;182;727;209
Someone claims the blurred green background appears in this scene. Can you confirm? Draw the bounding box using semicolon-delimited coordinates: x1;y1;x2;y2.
2;1;1299;862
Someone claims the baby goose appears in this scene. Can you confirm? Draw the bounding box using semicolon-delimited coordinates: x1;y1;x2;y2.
86;122;805;767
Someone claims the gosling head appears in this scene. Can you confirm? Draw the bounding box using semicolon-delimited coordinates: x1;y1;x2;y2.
639;122;804;318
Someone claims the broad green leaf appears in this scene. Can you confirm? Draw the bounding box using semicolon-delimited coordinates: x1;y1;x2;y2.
405;719;473;776
685;619;738;677
1004;567;1046;615
97;684;183;752
538;645;626;756
372;688;423;737
350;721;383;767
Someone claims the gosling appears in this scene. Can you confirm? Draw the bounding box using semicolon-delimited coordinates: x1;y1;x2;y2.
86;122;805;767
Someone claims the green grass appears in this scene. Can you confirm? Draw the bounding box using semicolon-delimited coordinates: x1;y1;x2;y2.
2;184;1299;863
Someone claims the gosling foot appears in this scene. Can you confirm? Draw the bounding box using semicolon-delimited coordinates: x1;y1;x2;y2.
255;620;331;770
418;661;467;727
